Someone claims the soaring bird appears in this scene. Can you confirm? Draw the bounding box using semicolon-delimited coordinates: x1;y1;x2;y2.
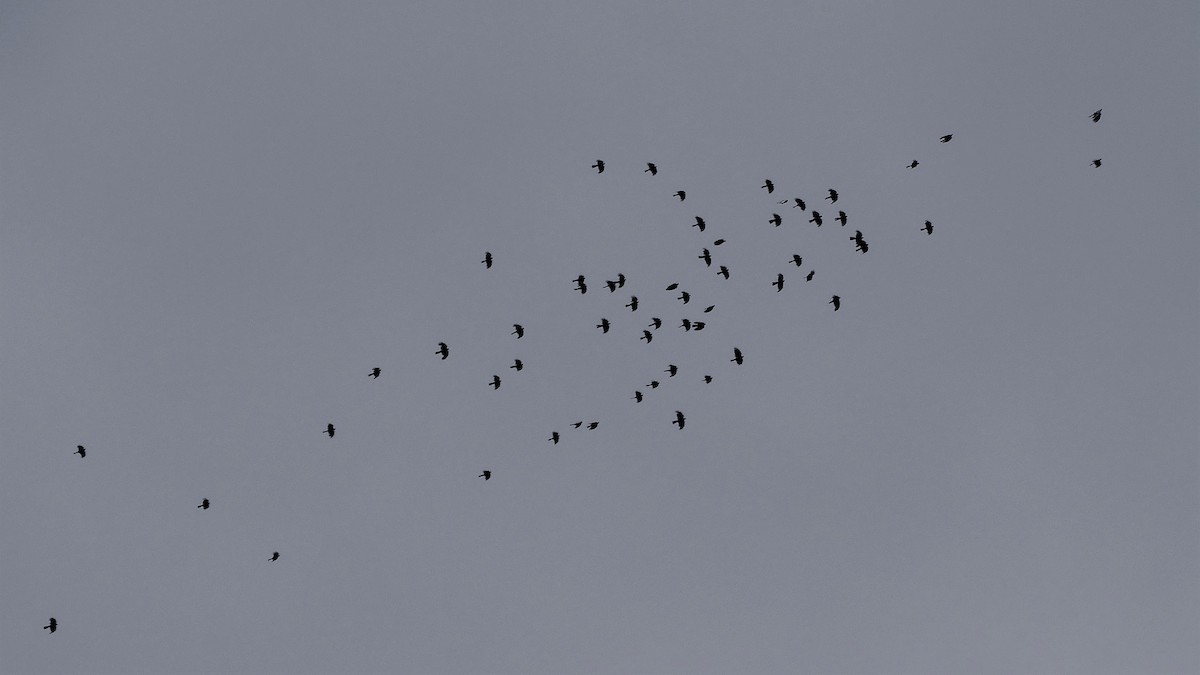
851;230;868;253
731;347;744;365
693;216;706;232
270;552;280;561
826;189;839;203
645;163;658;175
596;318;610;333
626;296;639;311
703;375;713;384
632;391;643;403
591;160;605;173
712;239;726;246
369;368;381;378
674;191;686;201
790;254;803;267
678;291;691;304
616;273;626;288
717;265;730;280
769;213;782;227
479;470;491;480
605;280;618;293
510;359;523;371
809;211;823;227
698;248;712;266
665;364;678;377
641;330;654;343
792;197;807;210
550;431;560;444
75;445;86;458
672;410;686;429
772;273;785;292
481;252;493;268
939;134;953;143
649;317;662;330
829;295;841;311
922;221;933;235
44;618;57;634
573;275;588;294
907;159;919;169
1091;109;1102;123
1092;159;1102;167
692;321;706;331
488;375;501;390
587;422;598;430
806;270;815;282
512;324;524;338
436;342;449;359
762;179;775;193
835;211;847;226
665;283;679;291
680;318;692;331
198;499;210;510
702;304;715;313
324;423;335;438
647;380;660;389
572;422;584;428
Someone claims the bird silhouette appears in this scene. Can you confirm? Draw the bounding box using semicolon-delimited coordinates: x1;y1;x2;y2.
790;254;803;266
632;391;643;403
712;239;726;246
616;273;626;288
626;296;639;311
809;211;823;226
605;280;618;293
198;499;210;510
512;324;524;338
573;275;588;293
923;221;933;235
830;295;841;311
906;160;919;169
769;213;782;227
596;318;610;333
665;283;679;291
851;230;868;253
648;380;660;389
693;217;706;232
672;410;686;429
75;445;86;458
674;191;686;201
698;248;712;266
939;134;953;143
826;189;839;203
591;160;605;173
680;318;692;331
703;375;713;383
369;367;381;379
641;330;654;343
44;618;56;633
692;321;706;331
587;422;598;430
835;211;847;226
645;163;658;175
806;270;815;282
649;317;662;330
702;305;715;313
488;375;501;390
1092;159;1102;167
572;422;584;428
479;470;491;480
481;252;493;268
665;364;678;377
731;348;744;365
717;265;730;280
792;197;806;210
773;273;785;292
270;552;280;561
678;291;690;304
436;342;450;360
762;179;775;193
1091;109;1102;123
510;359;523;371
550;431;560;444
324;423;335;438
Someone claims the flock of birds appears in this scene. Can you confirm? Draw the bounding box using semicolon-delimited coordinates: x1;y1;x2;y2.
43;110;1108;637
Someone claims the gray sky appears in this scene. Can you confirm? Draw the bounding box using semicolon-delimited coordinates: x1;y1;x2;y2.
2;2;1196;673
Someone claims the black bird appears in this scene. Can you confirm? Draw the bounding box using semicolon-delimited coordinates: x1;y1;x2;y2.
851;230;868;253
768;213;782;227
550;431;560;444
632;391;643;403
488;375;501;390
75;445;86;458
830;295;841;311
616;273;626;288
1092;159;1102;167
369;367;381;378
665;364;678;377
591;160;605;173
436;342;449;360
678;291;690;304
680;318;692;331
665;283;679;291
731;348;744;365
826;189;839;203
698;248;712;266
762;179;775;193
806;270;815;282
44;618;56;633
572;422;584;428
605;280;618;293
645;162;658;175
772;273;785;292
649;317;662;330
692;321;706;331
792;197;806;210
626;296;639;311
479;470;491;480
587;422;598;430
481;252;493;268
573;275;588;294
717;265;730;280
790;254;803;267
648;380;660;389
712;239;726;246
324;423;335;438
702;305;714;313
672;410;686;429
510;359;523;371
939;134;953;143
907;159;919;169
693;216;706;232
809;211;823;226
596;318;610;333
923;221;933;235
641;330;654;343
198;499;210;510
270;552;280;561
703;375;713;383
674;191;686;201
1091;109;1102;123
512;324;524;338
835;211;847;226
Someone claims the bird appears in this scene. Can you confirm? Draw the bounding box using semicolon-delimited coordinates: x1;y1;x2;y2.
809;211;823;226
674;191;686;201
596;318;610;333
632;391;643;403
573;275;588;293
648;380;661;389
906;159;919;168
678;291;690;304
717;265;730;280
369;367;381;378
479;470;491;480
605;280;618;293
830;295;841;311
672;410;686;429
488;375;501;390
591;160;605;173
198;499;210;510
436;342;449;359
790;254;803;267
692;321;706;331
768;213;782;227
922;221;933;235
510;359;523;371
1092;159;1102;167
712;239;726;246
826;189;839;203
939;134;953;143
641;330;654;343
44;618;56;633
571;421;584;428
665;364;678;377
851;230;868;253
731;348;744;365
1091;109;1102;123
806;270;815;282
772;273;785;292
324;423;335;438
693;216;706;232
680;318;692;331
698;248;712;266
626;296;639;311
270;552;280;561
481;252;493;268
835;211;847;226
762;179;775;193
512;324;524;338
645;163;658;175
703;375;713;384
792;197;806;210
587;422;598;430
74;445;86;458
665;283;679;291
649;317;662;330
702;304;715;313
616;273;626;288
549;431;560;444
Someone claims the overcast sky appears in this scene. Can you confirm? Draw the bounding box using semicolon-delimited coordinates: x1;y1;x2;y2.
2;2;1197;674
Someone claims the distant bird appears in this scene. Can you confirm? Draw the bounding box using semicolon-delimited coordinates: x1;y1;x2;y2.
479;470;491;480
772;273;785;292
692;321;706;331
481;251;493;268
922;221;933;235
488;375;501;390
641;330;654;343
835;211;847;226
851;230;868;253
369;367;381;378
674;191;686;201
436;342;449;360
591;160;605;173
830;295;841;311
510;359;523;371
649;317;662;330
512;324;524;338
702;305;715;313
790;254;803;266
712;239;726;246
324;423;335;437
769;213;782;227
44;618;56;633
703;375;713;383
678;291;690;304
665;364;678;377
626;296;639;311
762;179;775;193
572;422;584;428
198;499;210;510
645;162;658;175
693;216;706;232
680;318;692;331
1091;109;1102;123
672;410;686;429
74;445;86;458
778;199;790;205
549;431;560;444
573;275;588;293
906;159;919;169
1092;159;1102;167
717;265;730;280
616;273;626;288
596;318;610;333
806;270;815;282
698;248;712;266
731;347;744;365
648;380;661;389
587;422;598;430
632;391;643;403
826;189;839;203
665;283;679;291
270;552;280;561
809;211;823;226
605;280;618;293
792;197;806;210
939;134;953;143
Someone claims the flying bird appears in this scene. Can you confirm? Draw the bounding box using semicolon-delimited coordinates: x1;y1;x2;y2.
436;342;449;359
572;422;584;428
672;410;686;429
806;270;815;282
44;618;56;633
626;296;639;311
481;252;493;268
488;375;501;390
478;470;491;480
645;162;658;175
809;211;823;226
678;291;690;304
712;239;726;246
641;330;654;343
587;422;598;430
731;348;744;365
512;324;524;338
692;321;706;331
939;134;953;143
647;380;661;389
665;364;678;377
510;359;523;371
591;160;605;173
1091;109;1102;123
835;211;847;226
792;198;806;210
772;273;785;292
768;213;782;227
703;375;713;383
693;216;706;232
851;230;868;253
649;317;662;329
922;221;933;235
616;273;626;288
632;391;643;403
680;318;692;331
674;191;686;201
605;280;618;293
826;189;839;203
907;160;919;169
75;445;86;458
702;304;715;313
198;499;210;510
270;552;280;561
369;367;381;378
550;431;560;444
596;318;610;333
324;423;335;437
717;265;730;280
790;254;803;266
762;179;775;193
830;295;841;311
665;283;679;291
698;248;712;266
573;275;588;293
1092;159;1102;167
